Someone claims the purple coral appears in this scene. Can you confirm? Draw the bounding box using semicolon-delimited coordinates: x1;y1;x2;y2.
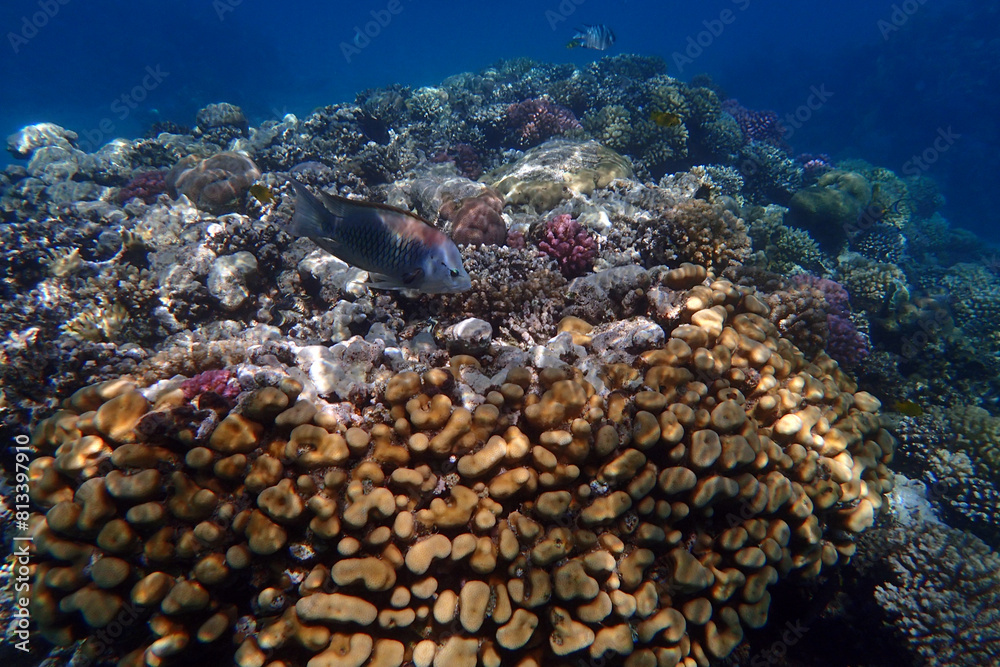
826;313;870;366
117;170;168;204
792;275;870;366
506;97;581;147
538;214;597;278
722;99;788;148
796;153;834;180
181;369;242;401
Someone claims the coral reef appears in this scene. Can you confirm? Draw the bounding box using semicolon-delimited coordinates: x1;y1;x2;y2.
440;189;507;247
721;99;787;148
194;103;250;147
786;171;873;248
647;199;750;277
26;274;892;667
1;52;995;667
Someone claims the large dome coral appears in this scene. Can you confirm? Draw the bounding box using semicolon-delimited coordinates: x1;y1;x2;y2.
27;279;892;667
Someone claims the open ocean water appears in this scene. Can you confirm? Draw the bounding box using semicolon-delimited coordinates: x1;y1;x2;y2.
1;1;999;666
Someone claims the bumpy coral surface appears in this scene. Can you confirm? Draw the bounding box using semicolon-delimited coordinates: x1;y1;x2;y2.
27;278;892;667
506;98;582;148
3;53;994;666
538;214;598;278
877;519;1000;666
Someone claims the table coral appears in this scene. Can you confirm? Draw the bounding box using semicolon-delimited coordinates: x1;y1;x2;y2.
26;277;893;667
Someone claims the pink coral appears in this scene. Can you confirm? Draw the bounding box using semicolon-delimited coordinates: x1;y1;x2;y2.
506;97;581;148
117;170;167;204
180;369;242;401
538;213;597;278
441;189;507;246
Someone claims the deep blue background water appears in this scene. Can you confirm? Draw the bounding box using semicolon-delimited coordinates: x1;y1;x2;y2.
1;0;997;243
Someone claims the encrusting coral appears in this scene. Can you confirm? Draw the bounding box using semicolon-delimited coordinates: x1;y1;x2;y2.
26;276;893;667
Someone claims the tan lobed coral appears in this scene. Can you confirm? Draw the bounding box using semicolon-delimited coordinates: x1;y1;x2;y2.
27;280;892;667
166;152;261;215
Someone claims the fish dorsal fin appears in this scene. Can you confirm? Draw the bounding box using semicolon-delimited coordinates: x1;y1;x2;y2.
316;190;437;228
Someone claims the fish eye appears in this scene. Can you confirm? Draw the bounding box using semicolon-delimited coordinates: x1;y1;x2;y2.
449;268;460;277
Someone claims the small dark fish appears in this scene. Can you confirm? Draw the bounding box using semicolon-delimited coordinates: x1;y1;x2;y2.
888;196;910;215
567;24;615;51
650;110;681;127
249;183;275;204
892;399;924;417
289;181;471;294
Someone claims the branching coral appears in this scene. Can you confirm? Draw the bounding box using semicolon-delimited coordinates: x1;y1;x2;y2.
432;245;568;342
538;213;598;278
654;199;750;276
505;97;582;148
721;99;787;148
116;170;168;205
876;520;1000;666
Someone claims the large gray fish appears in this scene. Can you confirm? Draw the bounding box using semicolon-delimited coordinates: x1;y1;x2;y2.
289;181;471;294
567;24;616;51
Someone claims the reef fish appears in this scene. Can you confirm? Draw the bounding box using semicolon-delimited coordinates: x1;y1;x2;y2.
249;183;275;204
567;24;616;51
289;181;472;294
891;399;924;417
650;110;682;127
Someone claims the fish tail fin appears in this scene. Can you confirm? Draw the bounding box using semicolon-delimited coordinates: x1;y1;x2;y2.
289;180;334;238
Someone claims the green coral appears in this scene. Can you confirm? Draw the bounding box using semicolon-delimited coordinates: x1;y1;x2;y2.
583;104;632;152
949;404;1000;468
836;252;908;311
406;86;451;121
747;204;827;274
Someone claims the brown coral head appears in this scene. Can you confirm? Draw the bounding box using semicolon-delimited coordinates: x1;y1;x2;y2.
166;151;262;214
448;190;507;246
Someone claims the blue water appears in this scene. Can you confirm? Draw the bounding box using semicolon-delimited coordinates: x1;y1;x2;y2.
1;0;997;241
